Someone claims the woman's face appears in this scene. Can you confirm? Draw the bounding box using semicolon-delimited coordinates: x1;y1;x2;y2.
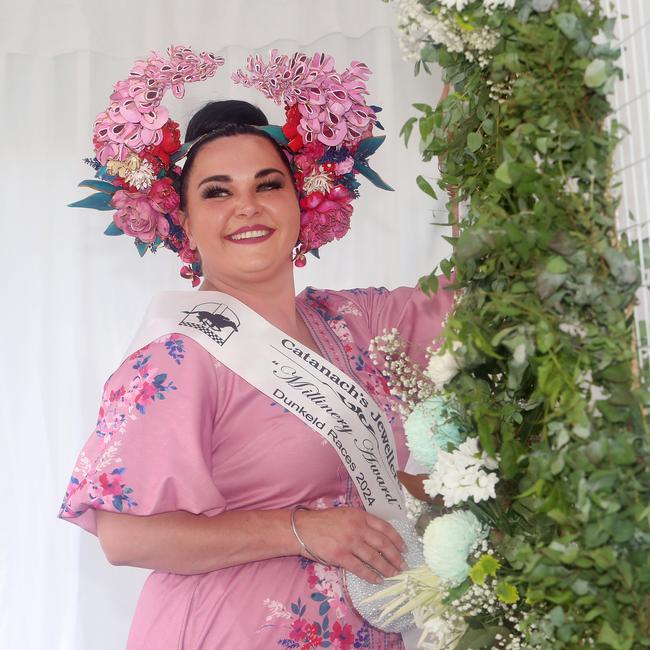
180;134;300;288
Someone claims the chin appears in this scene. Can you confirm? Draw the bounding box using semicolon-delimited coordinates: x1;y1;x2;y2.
204;252;292;284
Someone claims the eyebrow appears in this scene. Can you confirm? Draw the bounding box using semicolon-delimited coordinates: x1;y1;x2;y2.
197;168;286;188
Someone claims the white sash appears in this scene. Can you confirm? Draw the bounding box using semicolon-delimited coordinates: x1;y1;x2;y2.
125;291;406;521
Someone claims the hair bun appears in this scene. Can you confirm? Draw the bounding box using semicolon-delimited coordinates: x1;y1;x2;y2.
185;100;269;140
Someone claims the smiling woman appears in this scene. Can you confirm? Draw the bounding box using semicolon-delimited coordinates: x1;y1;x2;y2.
179;129;302;293
57;55;457;650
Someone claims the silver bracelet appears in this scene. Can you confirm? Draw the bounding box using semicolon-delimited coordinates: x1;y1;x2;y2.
290;505;328;565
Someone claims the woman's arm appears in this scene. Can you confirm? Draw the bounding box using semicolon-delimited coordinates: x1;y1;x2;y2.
96;506;406;582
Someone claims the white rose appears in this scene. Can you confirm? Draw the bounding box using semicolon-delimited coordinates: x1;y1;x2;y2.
425;342;461;388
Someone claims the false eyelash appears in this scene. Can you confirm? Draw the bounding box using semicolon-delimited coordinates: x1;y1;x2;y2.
201;180;284;200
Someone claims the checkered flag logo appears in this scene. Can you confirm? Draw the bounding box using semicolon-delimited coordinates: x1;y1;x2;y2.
181;321;226;345
178;303;240;347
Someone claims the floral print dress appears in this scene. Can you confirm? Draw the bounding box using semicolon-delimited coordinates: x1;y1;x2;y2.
58;280;455;649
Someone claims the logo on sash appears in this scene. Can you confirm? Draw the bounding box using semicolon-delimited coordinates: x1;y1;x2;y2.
179;303;240;346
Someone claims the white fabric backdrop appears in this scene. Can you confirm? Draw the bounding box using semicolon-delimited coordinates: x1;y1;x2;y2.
0;2;449;648
611;0;650;374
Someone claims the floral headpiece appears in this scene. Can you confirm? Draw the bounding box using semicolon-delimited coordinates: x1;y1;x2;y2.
71;46;391;285
232;50;392;267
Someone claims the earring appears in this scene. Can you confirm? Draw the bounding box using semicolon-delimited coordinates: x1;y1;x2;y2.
292;242;307;268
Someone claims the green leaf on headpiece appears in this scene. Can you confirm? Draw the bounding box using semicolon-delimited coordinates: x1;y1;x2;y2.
170;142;193;164
68;192;114;211
104;222;124;236
354;136;386;160
78;179;118;194
258;125;289;146
135;241;149;257
353;160;394;191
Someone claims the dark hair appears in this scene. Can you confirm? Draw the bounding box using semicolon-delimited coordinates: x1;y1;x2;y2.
178;100;294;210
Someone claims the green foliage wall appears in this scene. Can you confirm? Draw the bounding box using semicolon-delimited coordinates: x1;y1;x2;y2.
403;1;650;646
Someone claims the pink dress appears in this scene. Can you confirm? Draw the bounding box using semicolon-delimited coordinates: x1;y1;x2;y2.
58;281;455;650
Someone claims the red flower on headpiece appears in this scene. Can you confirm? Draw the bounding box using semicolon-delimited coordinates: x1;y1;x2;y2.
282;105;304;152
148;178;180;214
145;119;181;168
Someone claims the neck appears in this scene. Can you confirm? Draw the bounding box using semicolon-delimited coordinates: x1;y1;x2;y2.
198;264;301;335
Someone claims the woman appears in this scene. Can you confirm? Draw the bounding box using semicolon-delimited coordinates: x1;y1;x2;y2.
59;98;455;649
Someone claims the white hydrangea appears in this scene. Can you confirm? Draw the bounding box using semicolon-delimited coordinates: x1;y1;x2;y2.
424;437;499;507
422;510;488;582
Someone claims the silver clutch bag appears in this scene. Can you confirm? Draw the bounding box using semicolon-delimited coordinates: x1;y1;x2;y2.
343;518;424;634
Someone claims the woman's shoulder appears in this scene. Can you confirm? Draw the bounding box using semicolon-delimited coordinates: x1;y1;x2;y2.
103;332;220;397
297;276;456;314
296;285;390;312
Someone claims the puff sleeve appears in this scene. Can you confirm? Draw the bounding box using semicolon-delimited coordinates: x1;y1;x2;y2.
57;333;226;536
342;273;457;365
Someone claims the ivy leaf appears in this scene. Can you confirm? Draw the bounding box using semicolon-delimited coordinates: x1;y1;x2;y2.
455;627;511;650
495;161;514;186
597;621;623;649
535;137;550;154
412;103;432;114
467;131;483;152
416;175;438;199
420;44;439;63
584;59;608;88
546;256;569;274
419;268;439;295
400;117;417;146
554;13;580;40
532;0;556;11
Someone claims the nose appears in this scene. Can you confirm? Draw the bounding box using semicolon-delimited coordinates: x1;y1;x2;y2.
235;188;262;219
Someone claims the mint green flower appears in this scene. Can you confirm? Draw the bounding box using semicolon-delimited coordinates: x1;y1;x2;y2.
404;395;464;470
422;511;488;584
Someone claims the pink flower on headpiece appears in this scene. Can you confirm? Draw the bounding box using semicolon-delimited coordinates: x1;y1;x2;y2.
111;191;169;243
93;46;224;164
299;185;353;251
335;157;355;175
148;178;180;214
232;50;377;149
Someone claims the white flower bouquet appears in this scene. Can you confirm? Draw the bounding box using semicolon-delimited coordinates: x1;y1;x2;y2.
368;330;531;649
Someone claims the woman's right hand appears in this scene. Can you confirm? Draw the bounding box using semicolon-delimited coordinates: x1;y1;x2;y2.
291;507;407;584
